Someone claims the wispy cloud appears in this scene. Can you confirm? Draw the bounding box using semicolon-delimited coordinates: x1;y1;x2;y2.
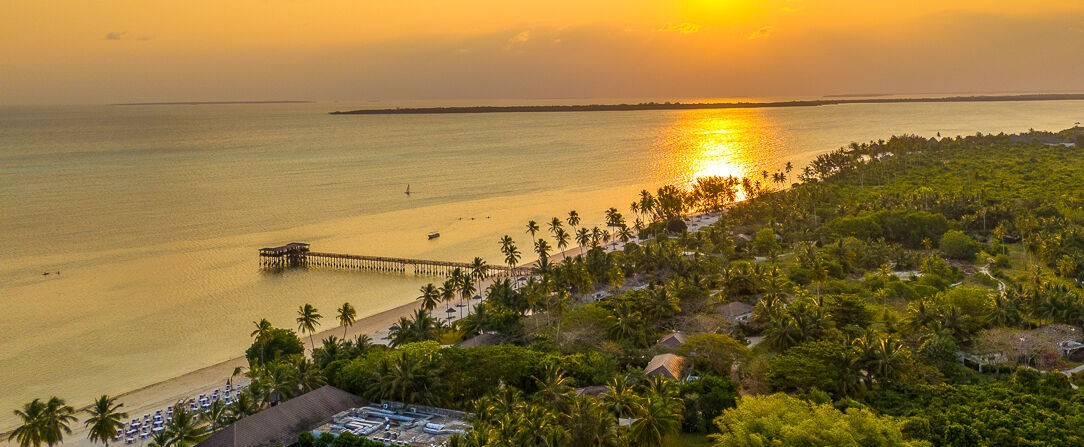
658;22;700;34
507;30;530;45
106;31;152;41
747;26;773;39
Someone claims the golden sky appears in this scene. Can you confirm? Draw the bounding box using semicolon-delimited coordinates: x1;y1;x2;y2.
2;0;1082;104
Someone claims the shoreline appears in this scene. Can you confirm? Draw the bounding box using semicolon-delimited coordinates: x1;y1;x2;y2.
329;93;1084;115
0;209;723;445
0;298;427;445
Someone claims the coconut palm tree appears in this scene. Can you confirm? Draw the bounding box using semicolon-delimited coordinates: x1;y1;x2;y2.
548;217;563;240
470;257;489;295
163;405;207;447
250;318;273;366
628;393;682;447
567;210;580;236
417;283;441;311
202;399;227;431
37;397;76;447
296;304;322;348
601;376;642;419
439;277;457;312
336;302;356;339
9;398;46;447
146;430;172;447
525;220;540;241
575;228;590;256
534;239;551;263
459;275;477;319
84;395;127;447
617;225;633;246
295;358;327;393
554;228;570;255
501;241;521;280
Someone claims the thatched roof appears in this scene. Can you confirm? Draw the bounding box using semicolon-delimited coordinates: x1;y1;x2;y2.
655;332;687;350
196;386;367;447
645;354;686;380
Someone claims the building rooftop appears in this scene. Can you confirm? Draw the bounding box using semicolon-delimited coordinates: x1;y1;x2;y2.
313;401;471;447
645;354;686;380
196;385;367;447
655;332;687;350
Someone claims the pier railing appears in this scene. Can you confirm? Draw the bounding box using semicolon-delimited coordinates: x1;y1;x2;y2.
258;243;529;277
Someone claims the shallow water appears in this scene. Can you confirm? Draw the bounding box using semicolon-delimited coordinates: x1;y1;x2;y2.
1;99;1081;427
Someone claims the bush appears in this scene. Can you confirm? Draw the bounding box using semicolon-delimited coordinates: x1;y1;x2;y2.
940;230;980;261
993;254;1011;269
245;328;305;365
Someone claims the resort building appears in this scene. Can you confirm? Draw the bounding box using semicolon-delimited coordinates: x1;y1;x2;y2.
655;332;687;351
312;401;471;446
715;301;755;325
196;385;367;447
645;353;687;380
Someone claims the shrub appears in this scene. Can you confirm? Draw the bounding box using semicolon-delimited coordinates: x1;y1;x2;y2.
940;230;980;261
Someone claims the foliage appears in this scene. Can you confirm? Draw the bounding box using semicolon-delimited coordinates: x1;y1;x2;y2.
711;394;912;446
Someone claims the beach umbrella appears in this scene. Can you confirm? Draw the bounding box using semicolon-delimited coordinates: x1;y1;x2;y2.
446;308;456;314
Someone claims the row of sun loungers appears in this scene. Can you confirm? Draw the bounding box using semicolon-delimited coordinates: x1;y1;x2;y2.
112;382;247;444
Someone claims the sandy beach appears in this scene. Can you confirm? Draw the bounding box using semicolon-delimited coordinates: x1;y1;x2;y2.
2;210;722;447
1;298;428;447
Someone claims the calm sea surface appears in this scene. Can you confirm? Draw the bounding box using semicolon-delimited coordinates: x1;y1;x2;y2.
1;100;1082;427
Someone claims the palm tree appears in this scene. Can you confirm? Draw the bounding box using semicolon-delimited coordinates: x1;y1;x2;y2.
9;398;46;447
567;210;581;236
575;227;590;255
439;278;457;312
459;276;477;319
554;228;570;255
336;302;356;339
202;399;227;431
164;405;207;447
84;395;127;447
417;283;441;311
469;257;489;295
534;239;551;263
501;241;521;280
38;397;76;447
548;217;563;239
629;393;682;447
146;429;173;447
525;220;540;241
250;318;273;366
601;376;642;419
296;304;322;348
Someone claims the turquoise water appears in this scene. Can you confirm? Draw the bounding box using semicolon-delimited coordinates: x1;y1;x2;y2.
1;100;1081;427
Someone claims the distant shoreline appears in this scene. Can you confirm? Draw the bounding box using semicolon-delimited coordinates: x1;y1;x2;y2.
113;101;314;106
329;93;1084;115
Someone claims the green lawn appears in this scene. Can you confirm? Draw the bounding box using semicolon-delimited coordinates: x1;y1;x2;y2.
663;433;715;446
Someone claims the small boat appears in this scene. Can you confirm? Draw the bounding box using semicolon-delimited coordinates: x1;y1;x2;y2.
427;232;440;240
405;184;411;196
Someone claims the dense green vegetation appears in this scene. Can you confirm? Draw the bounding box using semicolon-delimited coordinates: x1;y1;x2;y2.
12;127;1084;447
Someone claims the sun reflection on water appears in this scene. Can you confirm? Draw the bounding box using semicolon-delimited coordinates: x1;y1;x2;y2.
651;109;786;200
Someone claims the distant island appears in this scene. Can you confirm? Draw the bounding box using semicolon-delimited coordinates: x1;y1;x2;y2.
330;93;1084;115
113;100;313;106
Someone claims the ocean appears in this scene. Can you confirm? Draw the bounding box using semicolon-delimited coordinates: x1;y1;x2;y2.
1;99;1081;428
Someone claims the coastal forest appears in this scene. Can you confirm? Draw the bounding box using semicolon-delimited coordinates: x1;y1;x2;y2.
11;126;1084;447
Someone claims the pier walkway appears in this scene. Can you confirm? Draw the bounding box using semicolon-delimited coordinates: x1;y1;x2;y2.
258;243;527;277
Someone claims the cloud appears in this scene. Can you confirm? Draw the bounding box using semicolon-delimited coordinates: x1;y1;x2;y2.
658;22;700;34
747;26;773;39
507;31;531;45
106;31;152;41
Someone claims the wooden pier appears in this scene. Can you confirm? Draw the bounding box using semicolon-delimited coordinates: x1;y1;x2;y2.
258;242;527;277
